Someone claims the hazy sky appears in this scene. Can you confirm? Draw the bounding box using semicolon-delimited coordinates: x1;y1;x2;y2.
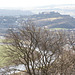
0;0;75;9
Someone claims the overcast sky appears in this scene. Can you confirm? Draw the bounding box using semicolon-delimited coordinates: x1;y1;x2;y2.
0;0;75;9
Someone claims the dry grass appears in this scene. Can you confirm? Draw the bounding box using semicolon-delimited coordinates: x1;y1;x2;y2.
36;17;63;22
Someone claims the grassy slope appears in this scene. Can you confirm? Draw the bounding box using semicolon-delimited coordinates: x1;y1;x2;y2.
0;39;10;67
36;17;63;22
0;45;6;67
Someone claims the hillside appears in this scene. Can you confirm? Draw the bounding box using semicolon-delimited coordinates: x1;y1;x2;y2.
32;4;75;18
30;12;75;29
0;11;75;35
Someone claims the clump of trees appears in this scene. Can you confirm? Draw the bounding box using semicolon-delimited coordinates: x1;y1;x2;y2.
3;21;75;75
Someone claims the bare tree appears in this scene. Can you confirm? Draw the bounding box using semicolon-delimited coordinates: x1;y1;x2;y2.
3;22;75;75
49;31;75;75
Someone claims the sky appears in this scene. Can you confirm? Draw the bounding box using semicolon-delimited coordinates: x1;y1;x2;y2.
0;0;75;9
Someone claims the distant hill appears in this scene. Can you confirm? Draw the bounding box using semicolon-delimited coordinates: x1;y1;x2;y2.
0;11;75;35
0;9;33;16
30;12;75;29
32;4;75;18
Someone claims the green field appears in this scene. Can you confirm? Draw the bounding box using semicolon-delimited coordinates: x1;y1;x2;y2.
0;38;20;67
0;39;10;67
0;45;6;67
0;39;4;43
0;45;14;67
